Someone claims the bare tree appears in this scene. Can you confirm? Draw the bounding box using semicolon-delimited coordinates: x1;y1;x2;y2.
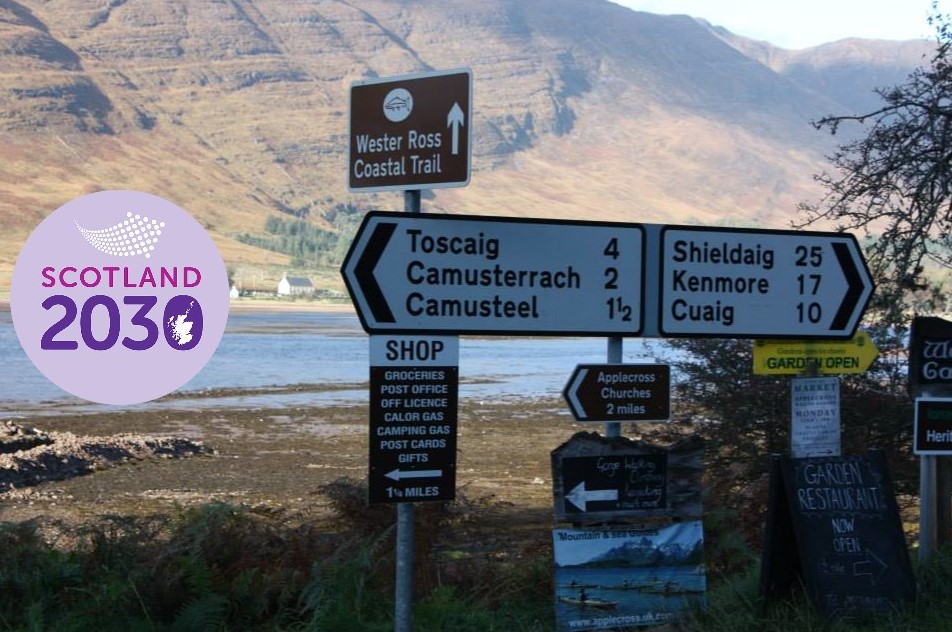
796;2;952;324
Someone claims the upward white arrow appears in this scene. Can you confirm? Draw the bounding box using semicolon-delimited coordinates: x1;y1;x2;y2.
447;102;465;155
565;481;618;512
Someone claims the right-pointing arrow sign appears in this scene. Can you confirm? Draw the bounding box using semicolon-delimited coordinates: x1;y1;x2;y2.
853;549;888;585
565;481;619;512
659;226;874;339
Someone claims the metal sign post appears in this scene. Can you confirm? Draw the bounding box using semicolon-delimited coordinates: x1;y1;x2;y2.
349;68;474;632
908;317;952;562
396;190;419;632
606;337;622;438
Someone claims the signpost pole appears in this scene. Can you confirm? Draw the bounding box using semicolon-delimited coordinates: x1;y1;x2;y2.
395;502;414;632
394;189;421;632
920;455;937;562
605;337;622;438
405;189;421;214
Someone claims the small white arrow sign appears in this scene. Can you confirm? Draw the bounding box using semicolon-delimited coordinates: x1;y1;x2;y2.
565;481;619;512
447;102;465;155
385;468;443;481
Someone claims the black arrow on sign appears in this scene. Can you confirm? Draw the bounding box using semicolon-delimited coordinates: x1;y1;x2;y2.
830;242;866;332
355;222;397;324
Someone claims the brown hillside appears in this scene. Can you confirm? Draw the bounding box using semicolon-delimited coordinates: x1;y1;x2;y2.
0;0;933;292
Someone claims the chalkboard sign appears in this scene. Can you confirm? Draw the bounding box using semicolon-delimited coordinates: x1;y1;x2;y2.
760;451;915;618
551;432;703;522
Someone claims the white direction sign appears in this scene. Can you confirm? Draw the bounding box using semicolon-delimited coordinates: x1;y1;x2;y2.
658;226;873;338
341;212;645;335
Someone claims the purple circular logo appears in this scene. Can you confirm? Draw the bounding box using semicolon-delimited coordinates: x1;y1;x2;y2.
10;190;229;404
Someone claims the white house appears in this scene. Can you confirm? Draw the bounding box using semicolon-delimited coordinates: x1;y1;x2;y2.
277;274;314;296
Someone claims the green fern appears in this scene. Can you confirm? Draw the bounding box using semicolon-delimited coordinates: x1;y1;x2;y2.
171;592;229;632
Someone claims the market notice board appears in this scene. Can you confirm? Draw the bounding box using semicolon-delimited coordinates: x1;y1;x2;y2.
760;452;915;618
368;335;458;504
790;376;841;458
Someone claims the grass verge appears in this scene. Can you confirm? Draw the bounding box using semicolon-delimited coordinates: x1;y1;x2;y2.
3;486;952;631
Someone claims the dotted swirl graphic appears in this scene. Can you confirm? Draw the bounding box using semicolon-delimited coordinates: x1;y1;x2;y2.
75;211;165;259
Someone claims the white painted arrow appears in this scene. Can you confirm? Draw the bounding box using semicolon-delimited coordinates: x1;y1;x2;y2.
447;102;465;155
565;481;618;512
385;468;442;481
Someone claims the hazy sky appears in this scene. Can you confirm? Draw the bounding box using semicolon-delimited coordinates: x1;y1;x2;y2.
612;0;942;49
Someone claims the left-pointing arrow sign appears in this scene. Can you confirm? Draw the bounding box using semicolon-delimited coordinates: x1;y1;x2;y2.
563;364;670;422
565;481;619;512
341;211;646;336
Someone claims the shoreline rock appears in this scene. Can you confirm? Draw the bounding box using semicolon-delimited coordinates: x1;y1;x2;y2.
0;421;211;494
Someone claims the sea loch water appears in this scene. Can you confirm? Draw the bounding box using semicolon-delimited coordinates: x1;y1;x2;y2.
0;307;672;417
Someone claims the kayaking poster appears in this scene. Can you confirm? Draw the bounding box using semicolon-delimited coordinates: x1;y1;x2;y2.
552;521;707;630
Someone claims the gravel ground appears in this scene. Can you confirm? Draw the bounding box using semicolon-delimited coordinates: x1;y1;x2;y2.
0;397;582;533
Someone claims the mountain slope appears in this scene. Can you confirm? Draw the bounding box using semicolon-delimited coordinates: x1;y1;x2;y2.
0;0;934;291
